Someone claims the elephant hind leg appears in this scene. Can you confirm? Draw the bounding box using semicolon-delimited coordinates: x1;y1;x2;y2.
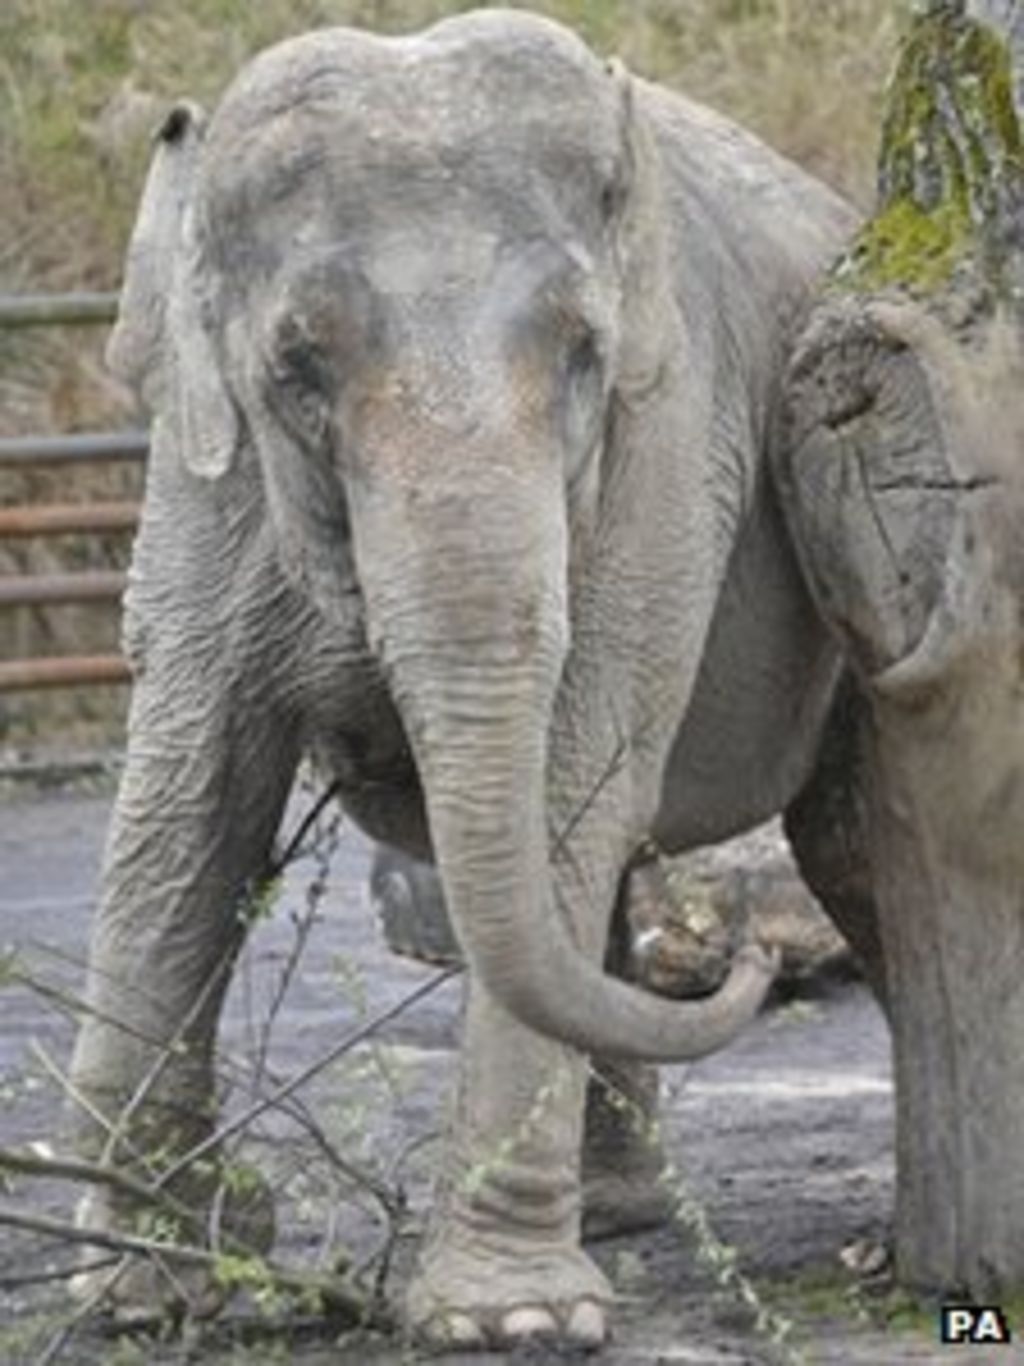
582;866;671;1242
783;672;888;1015
582;1055;668;1241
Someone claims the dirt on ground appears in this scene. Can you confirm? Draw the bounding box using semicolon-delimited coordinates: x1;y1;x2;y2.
0;781;1015;1364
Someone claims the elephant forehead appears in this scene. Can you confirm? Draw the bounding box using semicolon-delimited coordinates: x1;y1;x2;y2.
199;17;619;233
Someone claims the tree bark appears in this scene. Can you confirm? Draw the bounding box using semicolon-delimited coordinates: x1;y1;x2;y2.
780;0;1024;1296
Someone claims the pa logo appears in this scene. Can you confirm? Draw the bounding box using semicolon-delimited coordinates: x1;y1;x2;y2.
940;1305;1012;1345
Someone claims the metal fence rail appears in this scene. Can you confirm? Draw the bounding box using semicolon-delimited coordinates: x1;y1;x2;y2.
0;656;131;691
0;503;139;536
0;431;148;467
0;571;128;608
1;290;144;693
0;292;119;327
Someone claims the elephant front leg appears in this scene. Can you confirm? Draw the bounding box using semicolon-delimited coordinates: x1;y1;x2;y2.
405;736;669;1353
67;672;298;1319
407;981;612;1350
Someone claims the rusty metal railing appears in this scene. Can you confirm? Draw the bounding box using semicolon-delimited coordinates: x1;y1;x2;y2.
0;291;147;693
0;502;139;537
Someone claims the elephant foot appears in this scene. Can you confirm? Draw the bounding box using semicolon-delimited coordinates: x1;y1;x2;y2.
582;1169;672;1242
68;1162;276;1324
69;1244;225;1326
407;1230;612;1352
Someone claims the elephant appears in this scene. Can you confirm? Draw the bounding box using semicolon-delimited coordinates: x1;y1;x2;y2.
67;9;862;1351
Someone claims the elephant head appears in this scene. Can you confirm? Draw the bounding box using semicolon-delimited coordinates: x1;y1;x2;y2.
110;12;776;1062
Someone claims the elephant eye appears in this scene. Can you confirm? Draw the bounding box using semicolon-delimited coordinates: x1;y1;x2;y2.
600;179;623;224
561;326;604;473
272;318;333;391
267;329;334;451
566;330;601;386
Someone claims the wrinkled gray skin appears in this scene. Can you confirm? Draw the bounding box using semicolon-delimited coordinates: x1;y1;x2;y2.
70;12;855;1349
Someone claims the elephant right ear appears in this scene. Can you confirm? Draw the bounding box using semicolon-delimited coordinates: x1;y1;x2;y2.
604;59;672;398
107;101;238;480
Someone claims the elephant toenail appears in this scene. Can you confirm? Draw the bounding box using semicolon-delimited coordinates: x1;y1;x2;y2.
567;1298;607;1345
501;1305;559;1341
111;1303;161;1328
436;1311;486;1348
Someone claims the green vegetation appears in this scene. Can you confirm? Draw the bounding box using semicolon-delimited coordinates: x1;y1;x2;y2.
767;1269;938;1350
833;4;1024;294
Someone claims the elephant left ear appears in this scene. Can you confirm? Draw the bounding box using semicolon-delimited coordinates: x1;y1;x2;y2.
108;101;238;481
167;205;239;480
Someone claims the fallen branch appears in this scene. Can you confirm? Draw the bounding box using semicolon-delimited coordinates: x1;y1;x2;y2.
157;965;459;1190
34;1260;132;1366
0;1255;119;1291
0;1204;386;1326
0;1145;162;1206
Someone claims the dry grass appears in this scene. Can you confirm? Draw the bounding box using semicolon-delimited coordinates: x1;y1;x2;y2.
0;0;908;751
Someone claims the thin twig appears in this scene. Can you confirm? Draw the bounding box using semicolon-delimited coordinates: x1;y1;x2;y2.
0;1145;170;1206
0;1204;381;1325
29;1043;122;1152
251;804;341;1097
549;731;630;861
33;1259;130;1366
275;1096;398;1215
33;1032;394;1227
101;783;343;1167
0;1145;223;1251
0;1255;118;1291
13;968;169;1051
157;967;459;1191
29;1041;154;1184
24;938;166;1014
98;938;239;1171
267;781;342;879
1;1140;253;1283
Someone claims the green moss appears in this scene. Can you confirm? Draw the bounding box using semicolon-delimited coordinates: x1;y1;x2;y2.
834;4;1024;295
839;189;968;291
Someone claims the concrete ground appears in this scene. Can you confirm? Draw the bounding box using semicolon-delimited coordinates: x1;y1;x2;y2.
0;782;1013;1364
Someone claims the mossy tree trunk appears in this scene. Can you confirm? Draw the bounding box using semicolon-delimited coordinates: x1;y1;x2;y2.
779;0;1024;1297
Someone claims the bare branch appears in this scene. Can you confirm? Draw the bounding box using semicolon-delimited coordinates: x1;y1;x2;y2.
33;1260;131;1366
0;1204;385;1326
0;1145;165;1205
97;941;238;1171
0;1256;119;1291
156;966;459;1191
12;967;169;1051
267;781;342;879
251;801;342;1098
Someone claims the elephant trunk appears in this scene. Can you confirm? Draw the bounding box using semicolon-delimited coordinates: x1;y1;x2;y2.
350;465;775;1062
